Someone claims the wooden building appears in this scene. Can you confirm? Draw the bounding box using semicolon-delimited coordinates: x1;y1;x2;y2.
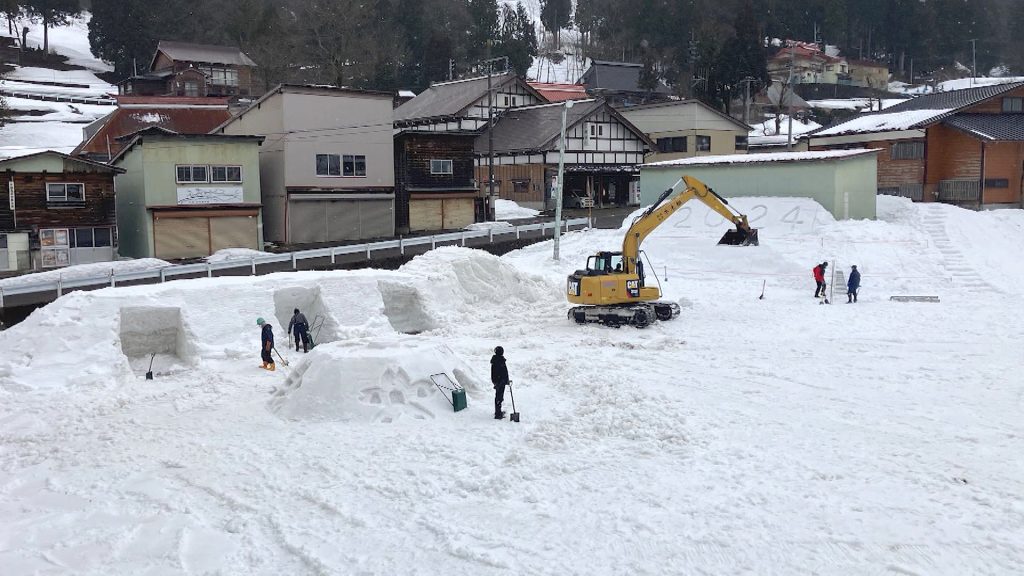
0;151;124;269
474;99;652;209
394;131;478;233
810;82;1024;208
118;41;259;99
394;73;546;132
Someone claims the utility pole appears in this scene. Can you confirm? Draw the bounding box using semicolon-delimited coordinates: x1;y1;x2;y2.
970;39;978;87
553;100;574;261
740;77;756;126
787;45;795;152
486;40;495;222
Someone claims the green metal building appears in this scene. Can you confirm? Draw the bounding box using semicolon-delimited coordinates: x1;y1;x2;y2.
640;149;880;220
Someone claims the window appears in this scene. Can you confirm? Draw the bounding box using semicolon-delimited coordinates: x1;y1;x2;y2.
46;183;85;202
316;154;341;176
176;165;209;183
74;228;94;248
1002;97;1023;113
430;159;453;175
205;67;239;87
696;135;711;151
183;81;199;97
0;233;7;249
211;165;243;183
735;135;749;150
39;228;70;268
343;155;366;177
512;179;530;194
95;227;112;247
826;65;834;72
984;178;1009;188
656;137;687;153
891;141;925;160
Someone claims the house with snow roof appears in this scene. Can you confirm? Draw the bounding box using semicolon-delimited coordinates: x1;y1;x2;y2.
117;40;259;99
72;96;233;163
809;82;1024;208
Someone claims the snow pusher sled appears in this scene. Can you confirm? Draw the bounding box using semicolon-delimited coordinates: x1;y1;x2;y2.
566;175;758;328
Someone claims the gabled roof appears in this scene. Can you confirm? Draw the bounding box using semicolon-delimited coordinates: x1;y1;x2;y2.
72;98;233;158
394;73;545;122
618;99;752;131
943;114;1024;141
581;61;672;94
527;82;589;103
151;40;257;70
109;130;264;165
212;83;394;133
0;150;126;173
474;99;652;154
811;82;1024;138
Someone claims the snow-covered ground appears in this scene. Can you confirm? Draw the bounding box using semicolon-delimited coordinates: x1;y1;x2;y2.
495;199;541;220
0;120;90;157
807;97;907;111
17;14;112;72
890;76;1024;95
1;196;1022;574
0;258;170;289
749;115;822;147
204;249;271;263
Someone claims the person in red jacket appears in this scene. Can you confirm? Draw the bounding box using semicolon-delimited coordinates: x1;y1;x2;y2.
813;262;828;298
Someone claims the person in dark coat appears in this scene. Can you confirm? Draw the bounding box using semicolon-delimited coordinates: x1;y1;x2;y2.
491;346;509;420
813;262;828;298
257;317;275;371
847;265;861;303
288;308;310;353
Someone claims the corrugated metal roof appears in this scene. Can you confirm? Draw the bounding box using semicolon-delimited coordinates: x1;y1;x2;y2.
643;149;880;168
527;82;589;102
154;41;257;69
73;104;232;158
582;61;672;94
394;73;519;122
943;114;1024;141
884;82;1024;113
474;100;603;153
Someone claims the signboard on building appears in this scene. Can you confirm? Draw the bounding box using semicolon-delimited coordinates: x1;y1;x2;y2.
176;187;244;205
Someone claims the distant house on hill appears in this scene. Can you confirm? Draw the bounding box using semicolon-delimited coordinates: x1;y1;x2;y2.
117;41;259;100
580;60;673;106
72;96;232;163
809;82;1024;208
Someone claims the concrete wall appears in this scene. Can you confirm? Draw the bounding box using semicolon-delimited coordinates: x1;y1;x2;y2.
640;154;878;220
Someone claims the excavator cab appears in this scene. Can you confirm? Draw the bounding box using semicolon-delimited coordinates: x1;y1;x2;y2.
585;252;624;274
718;226;759;246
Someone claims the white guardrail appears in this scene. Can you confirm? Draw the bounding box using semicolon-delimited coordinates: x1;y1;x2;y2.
0;218;591;304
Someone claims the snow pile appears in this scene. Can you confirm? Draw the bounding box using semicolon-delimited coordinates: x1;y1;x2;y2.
129;112;169;124
806;98;908;111
464;221;513;232
494;199;540;220
269;338;485;423
748;115;822;147
0;258;170;289
204;248;270;263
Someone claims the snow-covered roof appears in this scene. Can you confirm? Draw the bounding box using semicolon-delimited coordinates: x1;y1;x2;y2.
812;109;952;137
643;149;879;168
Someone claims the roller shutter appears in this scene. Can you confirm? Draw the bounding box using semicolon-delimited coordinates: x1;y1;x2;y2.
409;199;443;232
289;200;327;244
210;216;259;252
326;200;361;241
441;198;474;230
358;199;394;239
154;217;210;259
289;196;395;243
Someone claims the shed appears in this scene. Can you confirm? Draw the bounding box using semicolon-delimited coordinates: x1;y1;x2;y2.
640;149;880;220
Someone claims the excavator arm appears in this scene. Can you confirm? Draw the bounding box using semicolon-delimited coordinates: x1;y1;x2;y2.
621;175;758;273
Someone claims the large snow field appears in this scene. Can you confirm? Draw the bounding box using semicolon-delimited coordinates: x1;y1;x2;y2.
1;196;1023;574
16;14;112;73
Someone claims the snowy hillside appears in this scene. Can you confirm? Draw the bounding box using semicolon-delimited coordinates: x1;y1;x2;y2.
501;0;588;83
2;196;1023;573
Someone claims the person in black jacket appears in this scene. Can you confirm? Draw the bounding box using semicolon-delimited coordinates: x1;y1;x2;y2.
491;346;509;420
257;317;275;371
288;308;310;353
847;265;861;303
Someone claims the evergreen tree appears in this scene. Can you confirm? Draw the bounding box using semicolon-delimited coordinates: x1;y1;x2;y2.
718;0;769;118
497;1;537;77
540;0;571;49
23;0;80;52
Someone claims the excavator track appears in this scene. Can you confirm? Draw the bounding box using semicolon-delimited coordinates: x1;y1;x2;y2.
568;301;679;328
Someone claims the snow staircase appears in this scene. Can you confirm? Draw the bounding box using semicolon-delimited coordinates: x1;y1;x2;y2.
919;204;997;293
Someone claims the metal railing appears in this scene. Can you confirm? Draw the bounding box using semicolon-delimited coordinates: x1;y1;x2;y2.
0;218;590;306
938;179;980;202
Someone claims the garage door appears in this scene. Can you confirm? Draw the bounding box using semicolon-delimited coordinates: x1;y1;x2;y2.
210;216;259;252
442;198;474;230
154;217;210;260
409;199;443;232
289;197;394;243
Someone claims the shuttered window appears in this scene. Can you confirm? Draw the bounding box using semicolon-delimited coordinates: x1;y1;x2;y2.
891;141;925;160
1002;97;1023;113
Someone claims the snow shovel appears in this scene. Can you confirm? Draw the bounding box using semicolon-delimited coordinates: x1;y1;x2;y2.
758;280;766;300
145;353;156;380
272;347;290;367
508;380;520;423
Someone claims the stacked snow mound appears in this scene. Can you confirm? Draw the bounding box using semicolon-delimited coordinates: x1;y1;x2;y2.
379;247;557;333
268;338;485;423
495;199;540;220
624;196;835;240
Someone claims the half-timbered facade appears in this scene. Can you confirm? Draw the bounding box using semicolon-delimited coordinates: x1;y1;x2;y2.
474;99;652;209
394;73;546;132
0;151;125;270
810;82;1024;208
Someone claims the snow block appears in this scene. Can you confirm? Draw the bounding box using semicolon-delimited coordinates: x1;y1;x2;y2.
268;338;484;423
377;281;437;334
274;286;339;344
118;306;194;361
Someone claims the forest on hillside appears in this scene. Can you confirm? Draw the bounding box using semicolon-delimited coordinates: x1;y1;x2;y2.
9;1;1024;106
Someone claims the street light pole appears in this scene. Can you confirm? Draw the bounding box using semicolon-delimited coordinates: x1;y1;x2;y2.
970;38;977;88
553;100;574;261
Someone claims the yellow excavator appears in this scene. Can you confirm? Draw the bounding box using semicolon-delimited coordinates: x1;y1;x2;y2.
566;175;758;328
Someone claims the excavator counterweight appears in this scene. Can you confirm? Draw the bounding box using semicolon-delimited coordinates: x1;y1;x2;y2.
566;175;758;328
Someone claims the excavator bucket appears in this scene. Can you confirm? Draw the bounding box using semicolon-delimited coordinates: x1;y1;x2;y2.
718;227;759;246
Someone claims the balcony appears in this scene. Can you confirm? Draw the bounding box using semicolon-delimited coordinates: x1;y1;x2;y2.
937;179;980;203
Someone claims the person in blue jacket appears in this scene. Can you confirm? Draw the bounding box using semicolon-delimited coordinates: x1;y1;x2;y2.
847;265;861;303
257;317;275;370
